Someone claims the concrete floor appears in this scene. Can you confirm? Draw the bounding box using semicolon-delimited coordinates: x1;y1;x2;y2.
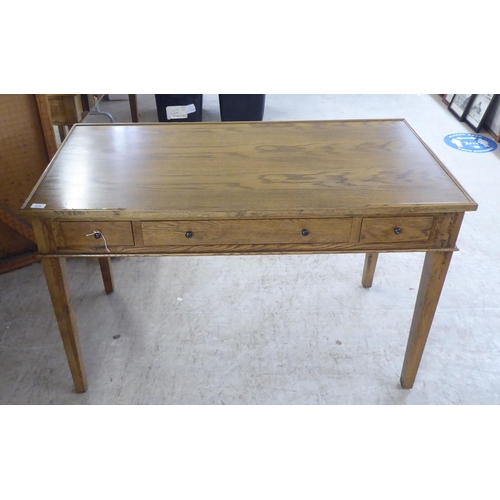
1;94;499;404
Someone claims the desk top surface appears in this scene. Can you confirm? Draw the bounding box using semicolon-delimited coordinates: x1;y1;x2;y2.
22;120;477;219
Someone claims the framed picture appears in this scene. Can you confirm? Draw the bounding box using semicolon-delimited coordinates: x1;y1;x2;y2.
484;96;500;142
448;94;474;121
465;94;498;132
442;94;454;105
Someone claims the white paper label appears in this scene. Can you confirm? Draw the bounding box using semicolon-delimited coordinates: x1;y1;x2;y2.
30;203;46;208
166;104;196;120
167;106;187;120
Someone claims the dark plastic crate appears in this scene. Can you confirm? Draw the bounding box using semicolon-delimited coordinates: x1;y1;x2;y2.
155;94;203;122
219;94;265;121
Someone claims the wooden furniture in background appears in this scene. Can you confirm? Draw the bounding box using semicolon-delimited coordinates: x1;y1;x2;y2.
48;94;139;141
47;94;85;124
21;120;477;393
47;94;106;141
0;94;57;273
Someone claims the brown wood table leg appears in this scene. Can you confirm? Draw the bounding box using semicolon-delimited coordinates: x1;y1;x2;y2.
362;252;379;288
400;251;454;389
41;257;87;393
128;94;138;122
98;257;114;294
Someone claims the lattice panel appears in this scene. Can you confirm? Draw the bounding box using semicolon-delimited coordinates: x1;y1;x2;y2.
0;94;52;263
0;94;49;209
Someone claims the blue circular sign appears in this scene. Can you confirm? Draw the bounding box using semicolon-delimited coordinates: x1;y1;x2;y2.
444;133;498;153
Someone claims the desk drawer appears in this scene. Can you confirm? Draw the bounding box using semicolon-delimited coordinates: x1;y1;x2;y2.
53;221;135;250
360;217;433;243
142;218;353;246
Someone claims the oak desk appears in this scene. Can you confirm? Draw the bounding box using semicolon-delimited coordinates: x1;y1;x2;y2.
21;120;477;394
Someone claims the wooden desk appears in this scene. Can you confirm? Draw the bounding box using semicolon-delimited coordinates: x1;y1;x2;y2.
21;120;477;394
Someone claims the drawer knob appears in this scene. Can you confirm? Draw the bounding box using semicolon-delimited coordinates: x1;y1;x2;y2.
302;229;309;237
185;231;193;239
94;231;102;240
394;227;402;235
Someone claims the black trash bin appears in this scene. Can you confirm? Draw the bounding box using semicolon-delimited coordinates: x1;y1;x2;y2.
155;94;203;122
219;94;265;121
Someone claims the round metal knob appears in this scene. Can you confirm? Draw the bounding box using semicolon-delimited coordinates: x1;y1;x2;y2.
94;232;102;239
185;231;193;238
394;227;402;235
302;229;309;237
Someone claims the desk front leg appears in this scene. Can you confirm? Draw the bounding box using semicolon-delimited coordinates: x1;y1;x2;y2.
41;257;87;393
400;251;453;389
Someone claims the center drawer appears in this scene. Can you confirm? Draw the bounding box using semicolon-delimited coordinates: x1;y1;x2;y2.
141;218;353;246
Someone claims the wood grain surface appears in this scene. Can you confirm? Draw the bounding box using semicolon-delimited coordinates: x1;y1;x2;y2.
21;120;477;220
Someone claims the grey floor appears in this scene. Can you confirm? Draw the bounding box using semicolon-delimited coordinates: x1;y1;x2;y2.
1;94;499;404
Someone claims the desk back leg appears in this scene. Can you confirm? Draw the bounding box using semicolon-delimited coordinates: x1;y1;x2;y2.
129;94;139;122
400;250;453;389
362;253;379;288
98;257;114;294
41;257;87;393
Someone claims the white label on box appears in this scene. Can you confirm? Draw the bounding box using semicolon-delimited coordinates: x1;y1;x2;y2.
166;104;197;120
30;203;46;208
166;106;188;120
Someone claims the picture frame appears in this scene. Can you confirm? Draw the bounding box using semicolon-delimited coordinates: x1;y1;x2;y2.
465;94;498;132
484;97;500;142
448;94;474;121
442;94;454;105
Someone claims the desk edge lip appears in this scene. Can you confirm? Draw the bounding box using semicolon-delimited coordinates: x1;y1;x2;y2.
20;203;478;221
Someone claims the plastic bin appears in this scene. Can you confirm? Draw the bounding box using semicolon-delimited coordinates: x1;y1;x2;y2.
155;94;203;122
219;94;265;121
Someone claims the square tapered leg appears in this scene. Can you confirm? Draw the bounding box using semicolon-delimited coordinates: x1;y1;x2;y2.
41;257;87;393
400;251;453;389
